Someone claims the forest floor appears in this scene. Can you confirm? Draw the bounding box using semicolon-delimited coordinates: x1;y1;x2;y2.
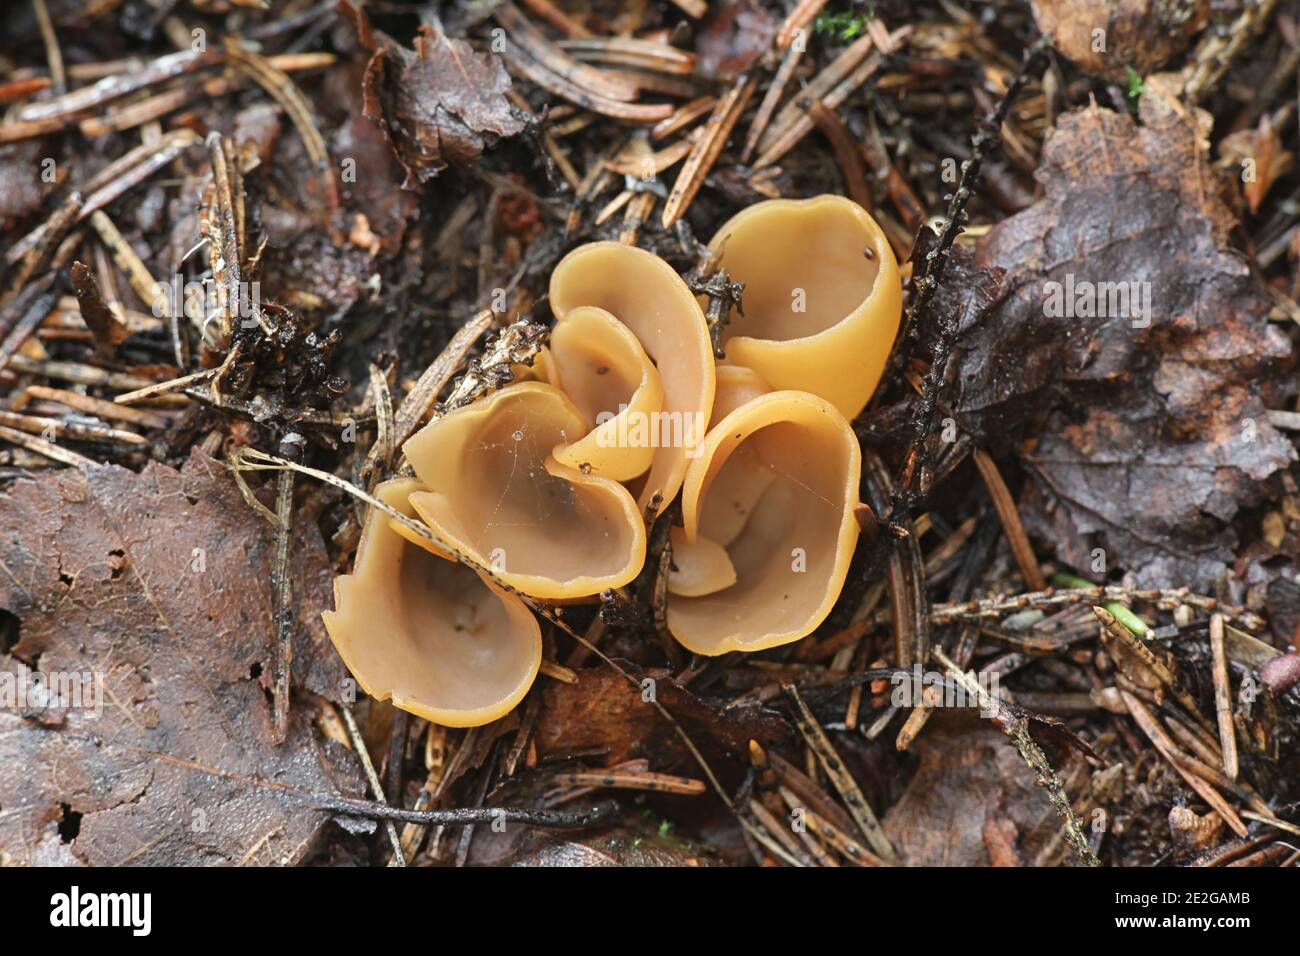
0;0;1298;868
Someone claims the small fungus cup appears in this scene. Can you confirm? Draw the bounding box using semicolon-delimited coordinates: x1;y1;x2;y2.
706;194;902;419
323;478;542;727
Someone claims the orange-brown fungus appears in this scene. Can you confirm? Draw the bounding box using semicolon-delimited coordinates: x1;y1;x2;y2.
550;241;715;514
323;478;542;727
668;369;862;655
325;196;900;725
706;194;902;419
539;305;664;482
403;381;646;600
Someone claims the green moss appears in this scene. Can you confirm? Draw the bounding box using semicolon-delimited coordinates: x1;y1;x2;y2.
1125;66;1144;110
814;8;872;41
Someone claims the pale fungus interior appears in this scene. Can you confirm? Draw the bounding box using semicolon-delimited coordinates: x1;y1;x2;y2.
688;366;776;550
402;381;646;599
322;478;542;727
707;195;903;419
666;526;737;597
669;391;862;656
717;202;880;341
550;241;716;513
543;305;664;481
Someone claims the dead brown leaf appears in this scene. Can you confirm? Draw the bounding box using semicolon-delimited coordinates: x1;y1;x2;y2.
0;451;363;866
0;139;57;228
1219;114;1294;215
473;802;719;865
340;1;525;187
695;0;776;77
882;717;1062;866
1031;0;1210;81
535;667;788;771
935;76;1296;589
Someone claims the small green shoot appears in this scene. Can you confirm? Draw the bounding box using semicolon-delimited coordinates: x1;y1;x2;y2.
814;9;870;41
1125;66;1144;110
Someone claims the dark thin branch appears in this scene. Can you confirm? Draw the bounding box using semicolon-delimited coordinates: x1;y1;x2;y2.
885;37;1051;527
269;432;301;745
685;262;744;359
315;794;619;829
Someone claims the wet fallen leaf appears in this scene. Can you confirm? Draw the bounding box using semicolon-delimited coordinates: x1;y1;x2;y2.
0;451;363;865
938;76;1296;589
1266;577;1300;646
695;0;776;77
504;826;717;866
1219;114;1294;215
882;717;1061;866
1030;0;1210;82
231;101;284;169
465;774;720;866
315;59;420;255
332;112;418;252
341;1;525;187
0;139;58;228
535;667;787;770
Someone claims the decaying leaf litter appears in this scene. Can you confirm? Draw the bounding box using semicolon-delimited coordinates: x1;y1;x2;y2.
0;0;1298;868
